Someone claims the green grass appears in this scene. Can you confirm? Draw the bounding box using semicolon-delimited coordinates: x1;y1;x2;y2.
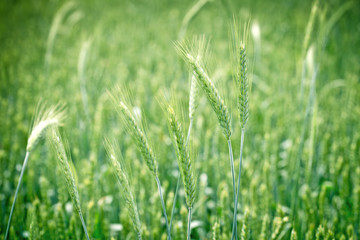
1;0;359;239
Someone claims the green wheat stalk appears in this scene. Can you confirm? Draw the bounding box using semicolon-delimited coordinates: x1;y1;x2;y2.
104;138;142;239
49;127;90;240
4;103;65;240
167;105;196;240
108;90;171;240
231;20;250;240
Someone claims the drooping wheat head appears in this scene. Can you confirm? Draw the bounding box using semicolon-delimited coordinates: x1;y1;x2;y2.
27;103;66;152
109;91;158;176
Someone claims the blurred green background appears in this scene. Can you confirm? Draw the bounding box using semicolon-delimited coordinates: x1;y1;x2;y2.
0;0;359;239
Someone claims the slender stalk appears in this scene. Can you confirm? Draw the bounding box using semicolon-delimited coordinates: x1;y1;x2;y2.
169;119;193;231
155;176;172;240
228;139;237;240
5;151;30;240
187;207;193;240
232;129;245;240
79;211;90;240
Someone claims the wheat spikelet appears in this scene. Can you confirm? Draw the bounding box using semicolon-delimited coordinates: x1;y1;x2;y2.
212;221;220;240
27;103;66;152
270;216;288;240
259;214;269;240
238;43;249;128
167;105;196;208
109;91;158;176
233;20;250;129
189;74;199;122
104;138;142;239
109;89;171;239
188;37;207;123
50;128;81;212
290;229;298;240
315;225;325;240
175;39;232;140
240;211;249;240
50;127;90;240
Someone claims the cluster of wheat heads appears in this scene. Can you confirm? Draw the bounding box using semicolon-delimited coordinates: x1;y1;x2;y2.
4;103;94;240
108;89;172;239
175;22;250;239
4;32;249;240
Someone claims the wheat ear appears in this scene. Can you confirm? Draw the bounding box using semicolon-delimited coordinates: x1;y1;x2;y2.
109;93;158;175
167;105;196;240
108;91;171;240
104;139;142;239
4;103;65;240
50;127;90;240
175;40;232;140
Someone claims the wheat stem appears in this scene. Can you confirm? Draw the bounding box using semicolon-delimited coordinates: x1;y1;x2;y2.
79;211;90;240
4;151;30;240
187;207;193;240
232;128;245;240
227;139;237;240
155;176;172;240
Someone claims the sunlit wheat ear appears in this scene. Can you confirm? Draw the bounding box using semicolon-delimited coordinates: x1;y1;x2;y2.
175;38;232;140
167;105;196;208
27;104;66;152
108;91;158;176
104;138;142;239
49;127;90;240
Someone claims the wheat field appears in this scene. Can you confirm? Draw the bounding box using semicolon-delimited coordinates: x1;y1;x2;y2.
0;0;359;239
